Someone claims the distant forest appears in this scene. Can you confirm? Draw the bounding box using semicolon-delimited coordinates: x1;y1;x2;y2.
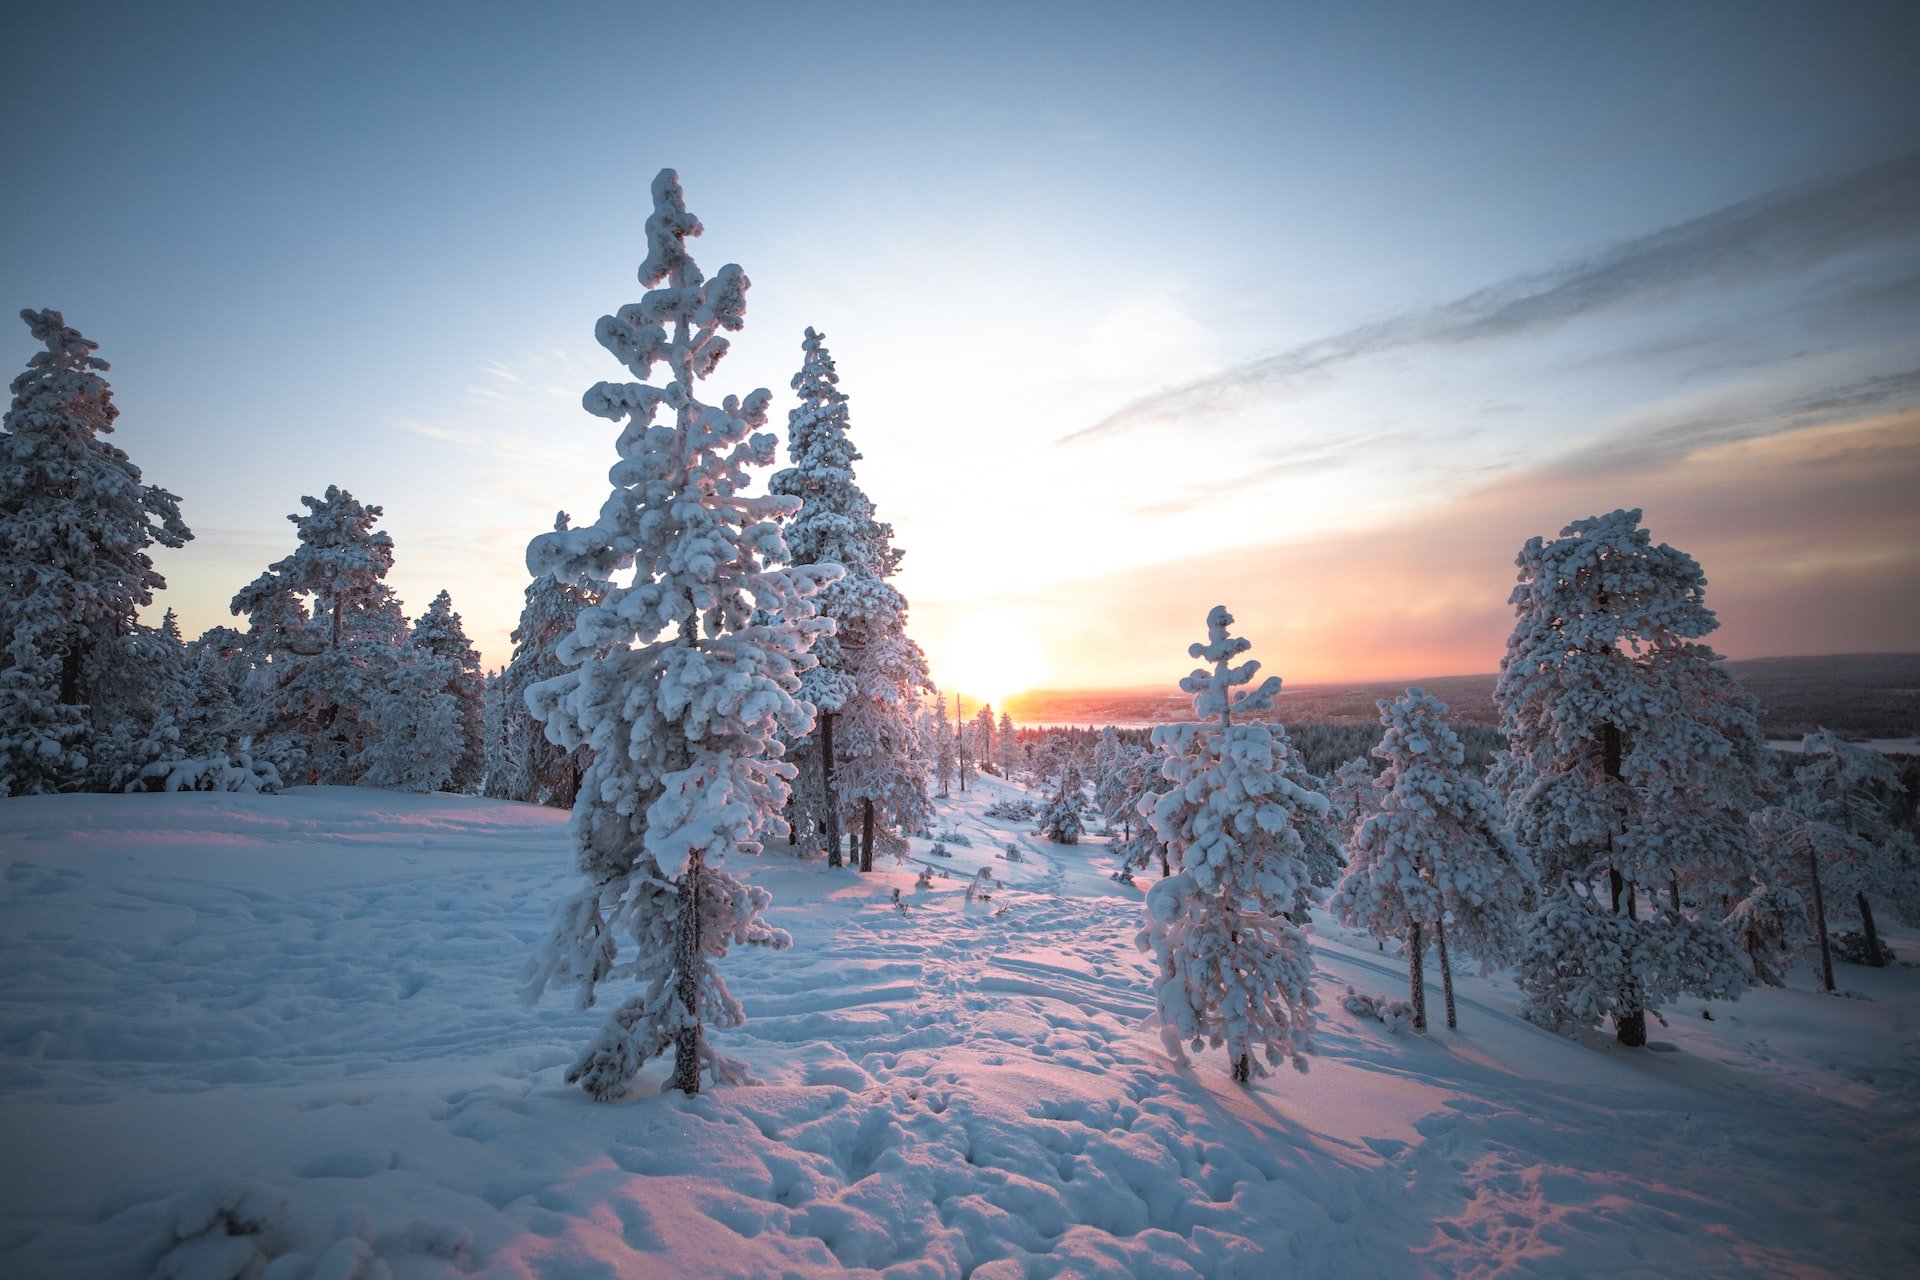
1007;653;1920;742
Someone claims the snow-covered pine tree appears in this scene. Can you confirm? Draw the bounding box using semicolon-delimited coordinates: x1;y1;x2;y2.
769;327;932;868
520;169;833;1099
1753;731;1920;985
933;699;956;799
356;636;460;792
408;590;487;793
1110;743;1171;880
999;710;1018;778
1330;689;1533;1030
496;513;605;807
1092;726;1127;830
974;704;996;775
1138;606;1323;1082
1491;509;1759;1045
229;486;408;784
1040;757;1086;844
833;629;935;870
953;694;974;793
1268;721;1344;919
1;310;192;794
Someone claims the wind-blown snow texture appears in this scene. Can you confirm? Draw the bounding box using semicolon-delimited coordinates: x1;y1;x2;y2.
2;783;1917;1277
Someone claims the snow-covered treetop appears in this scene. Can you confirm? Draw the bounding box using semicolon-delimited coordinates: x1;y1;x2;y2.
412;590;478;668
1373;687;1463;769
1505;508;1714;660
771;327;898;578
1791;729;1907;828
11;309;116;436
532;169;831;652
1492;508;1765;896
231;486;396;647
1180;606;1281;725
582;168;750;396
3;309;192;624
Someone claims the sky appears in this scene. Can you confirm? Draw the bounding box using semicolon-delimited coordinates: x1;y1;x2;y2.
3;1;1917;704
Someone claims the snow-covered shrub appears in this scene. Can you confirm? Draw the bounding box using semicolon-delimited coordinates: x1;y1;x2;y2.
985;797;1037;821
134;740;282;794
1341;987;1416;1035
1040;761;1086;844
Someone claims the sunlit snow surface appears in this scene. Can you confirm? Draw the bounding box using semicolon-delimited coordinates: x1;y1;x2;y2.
2;781;1916;1278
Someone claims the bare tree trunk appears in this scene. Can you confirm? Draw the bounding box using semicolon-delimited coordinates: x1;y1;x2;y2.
821;712;841;868
668;854;704;1094
1807;840;1835;992
1436;915;1457;1030
1232;1051;1250;1083
859;798;875;873
1408;921;1428;1032
1668;875;1681;915
1858;893;1886;967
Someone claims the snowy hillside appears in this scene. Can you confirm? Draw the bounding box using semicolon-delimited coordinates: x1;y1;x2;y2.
2;780;1917;1278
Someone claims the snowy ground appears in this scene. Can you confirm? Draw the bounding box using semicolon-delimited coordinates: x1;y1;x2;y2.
2;779;1917;1279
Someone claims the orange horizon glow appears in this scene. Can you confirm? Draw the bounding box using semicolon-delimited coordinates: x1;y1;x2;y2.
906;412;1920;698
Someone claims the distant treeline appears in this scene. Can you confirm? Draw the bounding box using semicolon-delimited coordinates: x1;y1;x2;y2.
1014;721;1506;779
1007;653;1920;742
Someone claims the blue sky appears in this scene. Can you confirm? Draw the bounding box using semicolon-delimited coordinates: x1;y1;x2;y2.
4;1;1916;692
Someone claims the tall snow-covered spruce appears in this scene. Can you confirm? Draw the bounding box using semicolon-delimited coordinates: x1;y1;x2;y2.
1;310;191;794
520;170;834;1099
1138;606;1323;1083
769;327;932;871
1491;509;1764;1045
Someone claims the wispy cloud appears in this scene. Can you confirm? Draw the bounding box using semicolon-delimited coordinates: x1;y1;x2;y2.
1059;153;1920;446
1125;427;1428;519
1557;367;1920;476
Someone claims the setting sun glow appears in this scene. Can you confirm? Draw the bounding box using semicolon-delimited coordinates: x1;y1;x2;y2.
931;612;1050;710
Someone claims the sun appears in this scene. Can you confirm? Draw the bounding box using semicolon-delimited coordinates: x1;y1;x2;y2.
935;611;1050;710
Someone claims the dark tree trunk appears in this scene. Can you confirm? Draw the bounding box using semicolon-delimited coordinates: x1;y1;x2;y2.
1600;720;1644;1045
1436;915;1457;1030
1808;841;1835;992
859;798;875;873
1408;921;1428;1032
1158;848;1170;879
1232;1051;1250;1083
59;645;84;707
1668;875;1681;915
821;712;842;868
668;855;704;1095
1626;881;1638;921
1858;893;1886;967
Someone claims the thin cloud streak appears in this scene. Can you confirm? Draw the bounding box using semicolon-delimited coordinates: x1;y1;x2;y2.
1554;367;1920;477
1059;152;1920;446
